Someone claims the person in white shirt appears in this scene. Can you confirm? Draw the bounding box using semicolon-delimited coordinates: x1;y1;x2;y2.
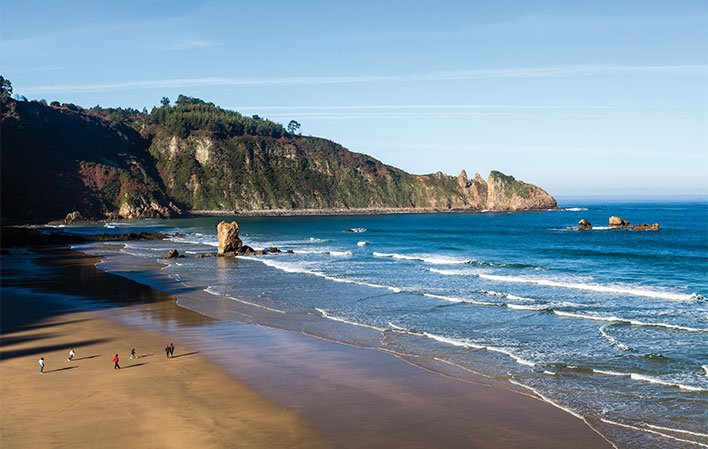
39;357;44;374
68;348;75;362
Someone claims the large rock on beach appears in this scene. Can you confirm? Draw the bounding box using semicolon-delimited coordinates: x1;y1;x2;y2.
165;249;179;259
609;216;631;227
578;219;592;230
217;221;242;255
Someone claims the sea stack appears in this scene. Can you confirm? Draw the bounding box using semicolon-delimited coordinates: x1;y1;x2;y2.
609;216;631;228
217;221;242;255
578;219;593;230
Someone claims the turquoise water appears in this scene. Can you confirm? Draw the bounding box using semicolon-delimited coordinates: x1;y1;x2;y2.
65;198;708;448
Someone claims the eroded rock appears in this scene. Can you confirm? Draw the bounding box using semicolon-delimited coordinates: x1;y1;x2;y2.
609;216;631;227
578;219;592;230
217;221;242;255
633;223;660;231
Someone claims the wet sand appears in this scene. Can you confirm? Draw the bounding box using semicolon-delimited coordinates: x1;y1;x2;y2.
0;253;328;449
0;247;616;448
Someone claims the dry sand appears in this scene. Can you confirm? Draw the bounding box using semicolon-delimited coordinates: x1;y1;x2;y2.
0;296;329;449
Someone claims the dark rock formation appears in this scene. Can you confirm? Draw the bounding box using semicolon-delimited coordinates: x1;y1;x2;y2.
166;249;179;259
633;223;660;231
578;219;593;230
609;216;632;228
0;227;168;247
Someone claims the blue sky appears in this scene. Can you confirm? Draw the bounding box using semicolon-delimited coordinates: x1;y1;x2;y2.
2;1;706;195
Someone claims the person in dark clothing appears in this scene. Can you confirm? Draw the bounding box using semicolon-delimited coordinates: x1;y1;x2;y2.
113;354;120;369
169;342;175;357
165;345;171;358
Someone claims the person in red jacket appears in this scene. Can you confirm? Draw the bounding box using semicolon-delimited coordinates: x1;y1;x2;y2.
113;354;120;370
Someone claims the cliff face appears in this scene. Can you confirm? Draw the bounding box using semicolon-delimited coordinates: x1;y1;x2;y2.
151;134;556;212
0;100;179;222
0;98;556;222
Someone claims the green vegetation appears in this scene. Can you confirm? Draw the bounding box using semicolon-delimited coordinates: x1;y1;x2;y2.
0;76;12;99
150;95;286;139
0;75;554;222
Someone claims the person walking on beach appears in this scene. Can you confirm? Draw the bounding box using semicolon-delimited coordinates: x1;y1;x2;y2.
113;354;120;370
39;357;44;374
165;345;171;359
68;348;75;362
169;342;175;358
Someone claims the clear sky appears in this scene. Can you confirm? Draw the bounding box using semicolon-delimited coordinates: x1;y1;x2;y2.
1;1;706;196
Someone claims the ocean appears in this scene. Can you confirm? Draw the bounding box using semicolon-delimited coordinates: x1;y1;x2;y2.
64;198;707;448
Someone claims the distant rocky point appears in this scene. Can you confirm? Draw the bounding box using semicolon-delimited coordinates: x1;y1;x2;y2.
1;94;556;223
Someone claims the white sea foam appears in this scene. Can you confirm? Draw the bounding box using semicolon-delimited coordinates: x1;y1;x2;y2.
429;267;477;276
357;241;367;246
562;207;589;212
389;325;535;367
168;235;219;247
203;286;286;314
104;224;116;229
476;273;699;301
600;419;708;448
345;228;367;233
599;324;632;351
293;249;352;257
248;257;402;293
554;310;707;333
508;379;585;420
422;293;497;307
374;252;472;265
506;303;548;311
591;368;707;392
703;365;708;377
316;308;385;332
643;424;708;439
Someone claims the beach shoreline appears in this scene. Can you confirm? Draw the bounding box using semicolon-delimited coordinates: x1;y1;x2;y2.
0;244;618;448
0;248;329;449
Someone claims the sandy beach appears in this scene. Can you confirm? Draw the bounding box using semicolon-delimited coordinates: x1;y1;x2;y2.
0;286;329;449
0;247;616;448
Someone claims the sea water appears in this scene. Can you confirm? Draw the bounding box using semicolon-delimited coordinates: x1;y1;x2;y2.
68;197;708;448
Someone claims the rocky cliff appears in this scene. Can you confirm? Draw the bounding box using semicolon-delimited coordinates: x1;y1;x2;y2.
149;134;556;212
0;97;556;222
1;99;180;222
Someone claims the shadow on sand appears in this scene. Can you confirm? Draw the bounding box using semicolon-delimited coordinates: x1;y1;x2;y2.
45;366;78;373
123;362;148;369
171;351;199;359
73;355;101;361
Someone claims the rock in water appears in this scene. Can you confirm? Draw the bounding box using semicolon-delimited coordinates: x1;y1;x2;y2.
578;219;593;230
217;221;242;255
633;223;660;231
166;249;179;259
609;216;631;227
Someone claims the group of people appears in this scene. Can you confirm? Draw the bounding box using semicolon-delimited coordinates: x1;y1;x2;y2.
38;344;176;374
